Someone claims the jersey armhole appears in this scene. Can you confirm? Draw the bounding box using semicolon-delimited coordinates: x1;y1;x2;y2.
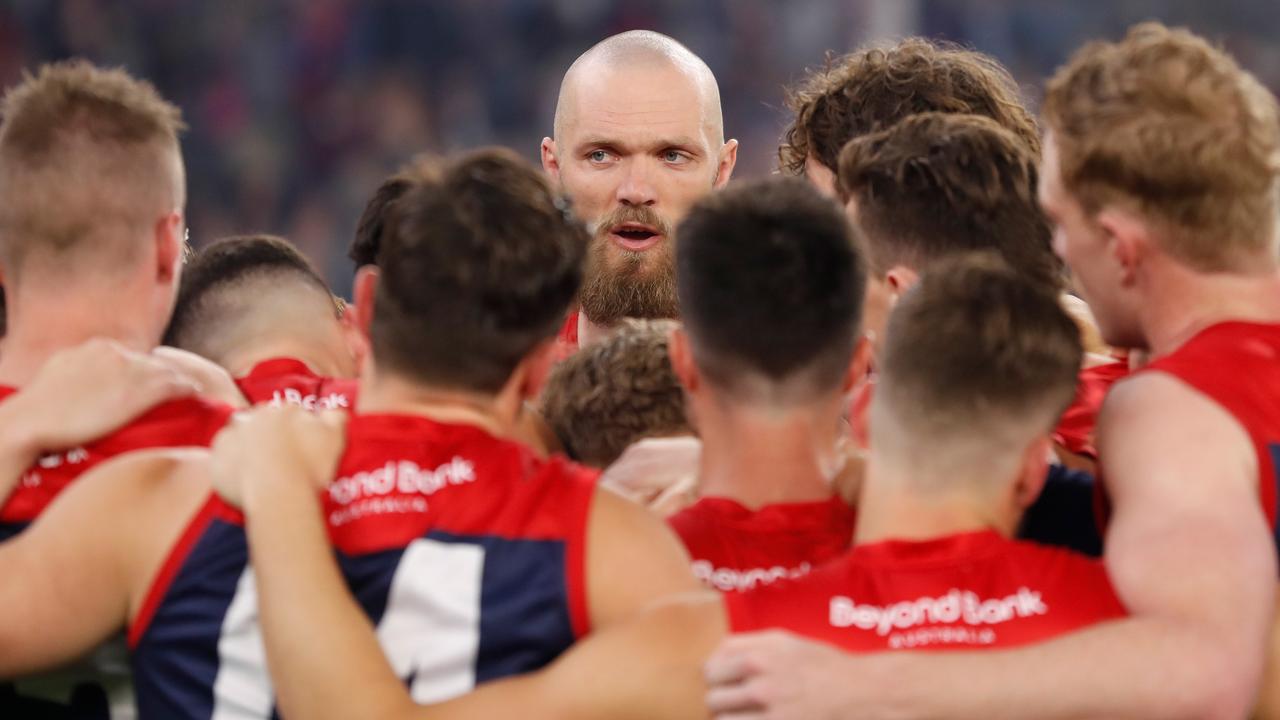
127;494;231;648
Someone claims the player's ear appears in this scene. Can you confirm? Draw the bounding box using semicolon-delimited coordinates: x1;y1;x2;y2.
516;338;558;402
541;138;561;182
1012;435;1052;510
668;325;701;394
713;139;739;189
1096;208;1149;287
154;211;183;285
352;266;379;339
884;265;919;301
338;304;369;376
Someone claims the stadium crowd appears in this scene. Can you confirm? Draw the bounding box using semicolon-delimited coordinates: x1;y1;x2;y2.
0;17;1277;720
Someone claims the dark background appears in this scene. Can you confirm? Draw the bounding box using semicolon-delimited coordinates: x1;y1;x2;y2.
2;0;1276;296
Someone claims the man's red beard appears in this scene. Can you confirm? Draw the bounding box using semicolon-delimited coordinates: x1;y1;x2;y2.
578;205;679;326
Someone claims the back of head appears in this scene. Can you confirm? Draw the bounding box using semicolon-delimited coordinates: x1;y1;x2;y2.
0;59;185;281
839;112;1062;289
372;148;587;394
1043;22;1280;271
874;253;1082;480
676;177;864;406
780;38;1039;176
542;319;689;467
350;170;414;269
163;235;338;367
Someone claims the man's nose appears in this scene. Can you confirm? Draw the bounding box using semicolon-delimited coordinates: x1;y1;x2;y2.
616;158;658;206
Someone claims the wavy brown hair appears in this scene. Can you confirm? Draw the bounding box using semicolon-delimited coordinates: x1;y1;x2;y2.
1043;22;1280;272
780;38;1039;176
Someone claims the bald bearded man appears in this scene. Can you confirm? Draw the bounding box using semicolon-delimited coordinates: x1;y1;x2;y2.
542;30;738;347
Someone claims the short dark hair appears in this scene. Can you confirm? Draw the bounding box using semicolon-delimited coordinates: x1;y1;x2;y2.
542;319;690;467
350;171;413;269
838;112;1062;289
676;177;864;403
372;148;587;393
779;38;1039;177
163;234;334;352
878;252;1082;440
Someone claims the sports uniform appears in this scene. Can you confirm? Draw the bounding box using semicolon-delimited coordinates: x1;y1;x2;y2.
129;413;598;718
726;529;1125;651
0;388;232;540
233;357;359;411
669;496;855;592
1095;322;1280;555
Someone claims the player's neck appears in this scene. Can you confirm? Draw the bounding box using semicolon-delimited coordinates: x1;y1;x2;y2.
1142;261;1280;358
577;313;611;348
0;290;156;387
696;404;840;510
356;369;518;440
854;461;1014;546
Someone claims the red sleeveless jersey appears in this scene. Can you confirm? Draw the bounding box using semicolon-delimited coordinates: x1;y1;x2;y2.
668;496;855;592
726;530;1125;651
1119;321;1280;539
0;386;233;527
233;357;359;410
129;413;599;716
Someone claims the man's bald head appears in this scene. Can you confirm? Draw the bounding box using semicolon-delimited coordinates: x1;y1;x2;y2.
554;30;724;146
543;30;738;330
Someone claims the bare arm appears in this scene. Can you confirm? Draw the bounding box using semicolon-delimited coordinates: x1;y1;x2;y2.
0;449;205;675
707;374;1276;720
0;340;201;507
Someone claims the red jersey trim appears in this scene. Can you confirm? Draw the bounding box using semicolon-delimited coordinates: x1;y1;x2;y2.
128;494;223;649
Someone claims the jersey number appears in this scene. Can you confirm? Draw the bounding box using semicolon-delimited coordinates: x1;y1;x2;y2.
209;539;486;718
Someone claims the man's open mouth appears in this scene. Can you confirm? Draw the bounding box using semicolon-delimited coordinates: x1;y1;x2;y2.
609;223;662;251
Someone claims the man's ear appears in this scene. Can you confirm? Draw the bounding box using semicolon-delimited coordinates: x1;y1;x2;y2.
713;139;739;189
541;138;561;182
668;326;701;394
352;266;380;339
154;211;183;285
1095;208;1150;288
1012;435;1052;511
841;335;874;395
515;339;558;402
338;305;369;376
884;265;919;301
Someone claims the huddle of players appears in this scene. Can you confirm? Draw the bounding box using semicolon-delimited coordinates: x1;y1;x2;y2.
0;20;1275;720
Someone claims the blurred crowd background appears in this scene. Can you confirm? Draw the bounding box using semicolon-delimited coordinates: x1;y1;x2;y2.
1;0;1277;296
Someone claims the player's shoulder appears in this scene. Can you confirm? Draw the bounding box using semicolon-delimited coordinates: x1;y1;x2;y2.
1101;369;1241;438
30;447;212;543
84;447;211;498
101;395;234;450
